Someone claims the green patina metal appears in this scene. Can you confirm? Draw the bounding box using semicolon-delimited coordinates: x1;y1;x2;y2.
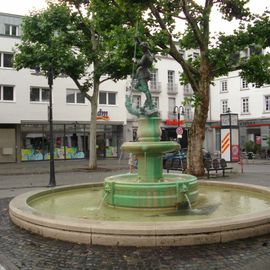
104;41;198;209
104;116;199;209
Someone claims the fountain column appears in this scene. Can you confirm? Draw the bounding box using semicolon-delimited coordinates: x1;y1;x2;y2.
136;117;163;182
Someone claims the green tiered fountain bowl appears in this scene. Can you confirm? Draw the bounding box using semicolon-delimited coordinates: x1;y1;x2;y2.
104;117;198;208
104;173;198;208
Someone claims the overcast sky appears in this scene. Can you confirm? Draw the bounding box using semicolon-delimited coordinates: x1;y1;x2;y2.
0;0;269;34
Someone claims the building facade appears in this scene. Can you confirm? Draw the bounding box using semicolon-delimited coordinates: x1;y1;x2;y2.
1;12;269;163
0;13;127;163
209;69;270;157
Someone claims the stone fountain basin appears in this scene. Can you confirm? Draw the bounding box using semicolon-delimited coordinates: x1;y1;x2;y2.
9;181;270;247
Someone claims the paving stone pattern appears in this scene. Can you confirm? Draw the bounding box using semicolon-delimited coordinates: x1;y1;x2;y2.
0;198;270;270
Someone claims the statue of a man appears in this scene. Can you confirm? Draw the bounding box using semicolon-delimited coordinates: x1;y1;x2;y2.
125;39;159;117
134;41;154;110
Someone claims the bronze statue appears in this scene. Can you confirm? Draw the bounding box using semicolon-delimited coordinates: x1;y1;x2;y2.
125;39;159;117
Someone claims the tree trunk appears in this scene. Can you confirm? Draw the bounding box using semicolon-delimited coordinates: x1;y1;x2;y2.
187;61;210;176
88;80;99;169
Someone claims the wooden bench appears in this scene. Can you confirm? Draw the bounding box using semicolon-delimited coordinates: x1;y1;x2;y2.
164;158;187;173
204;158;232;179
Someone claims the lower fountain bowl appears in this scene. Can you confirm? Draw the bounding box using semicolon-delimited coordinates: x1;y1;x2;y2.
9;181;270;246
104;173;198;208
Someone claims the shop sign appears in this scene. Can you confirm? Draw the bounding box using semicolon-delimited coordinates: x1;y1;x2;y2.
165;119;185;126
96;109;110;120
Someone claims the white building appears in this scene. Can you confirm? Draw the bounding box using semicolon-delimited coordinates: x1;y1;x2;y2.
209;69;270;157
0;12;127;162
1;12;269;163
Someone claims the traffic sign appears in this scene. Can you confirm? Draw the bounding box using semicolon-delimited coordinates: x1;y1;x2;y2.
176;127;184;135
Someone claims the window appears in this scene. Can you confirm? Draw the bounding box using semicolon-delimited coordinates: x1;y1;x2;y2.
221;100;228;113
152;96;159;109
168;70;175;84
150;69;158;88
132;95;141;109
108;93;116;105
30;87;50;102
0;85;14;101
241;79;248;89
220;81;228;92
168;97;176;113
241;97;249;114
99;91;116;105
265;96;270;112
184;106;193;121
66;89;85;104
167;70;176;92
0;53;13;68
252;82;261;88
5;24;19;36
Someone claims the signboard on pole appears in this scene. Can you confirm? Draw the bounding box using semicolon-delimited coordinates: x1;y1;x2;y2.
176;127;184;135
221;129;230;161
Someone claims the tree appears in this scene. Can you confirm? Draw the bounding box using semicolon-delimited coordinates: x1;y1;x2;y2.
14;0;134;168
107;0;270;176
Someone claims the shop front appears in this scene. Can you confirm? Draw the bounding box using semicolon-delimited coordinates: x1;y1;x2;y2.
161;119;189;149
20;122;123;161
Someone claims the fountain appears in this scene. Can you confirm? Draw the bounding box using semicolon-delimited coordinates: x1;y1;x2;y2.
9;40;270;246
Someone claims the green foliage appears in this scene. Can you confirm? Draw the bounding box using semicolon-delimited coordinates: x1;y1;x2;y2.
14;1;135;88
218;0;250;21
240;54;270;86
244;140;260;153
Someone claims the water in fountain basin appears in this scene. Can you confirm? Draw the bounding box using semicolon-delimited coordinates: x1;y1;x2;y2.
28;185;270;222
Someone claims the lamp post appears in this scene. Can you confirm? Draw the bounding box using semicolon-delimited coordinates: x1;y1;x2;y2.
174;105;185;143
47;67;56;187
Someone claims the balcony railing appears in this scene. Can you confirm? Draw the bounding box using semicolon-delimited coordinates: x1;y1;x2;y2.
149;82;161;93
183;84;193;96
167;83;178;95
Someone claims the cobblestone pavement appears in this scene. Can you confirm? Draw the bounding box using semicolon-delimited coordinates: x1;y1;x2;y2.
0;197;270;270
0;160;270;269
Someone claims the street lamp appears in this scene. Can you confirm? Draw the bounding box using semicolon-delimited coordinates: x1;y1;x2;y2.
174;105;185;144
47;67;56;187
174;105;185;127
33;66;56;187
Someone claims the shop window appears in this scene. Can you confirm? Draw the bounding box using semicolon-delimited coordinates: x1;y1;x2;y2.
30;87;49;102
21;124;45;161
0;53;13;68
0;85;14;101
64;124;86;159
99;91;116;105
66;89;85;104
5;24;19;36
